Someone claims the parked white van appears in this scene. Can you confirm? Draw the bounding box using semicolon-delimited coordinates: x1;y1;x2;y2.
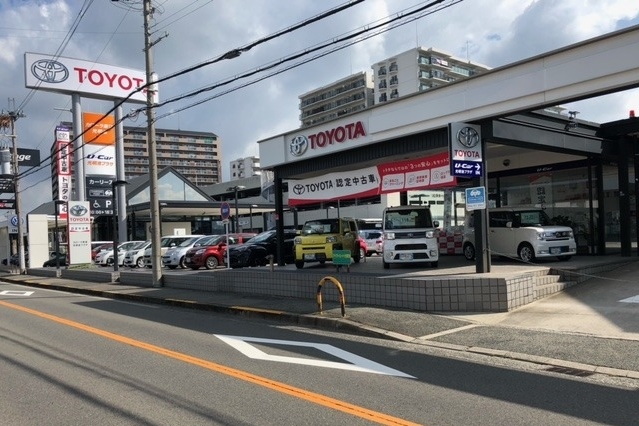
382;205;439;268
462;207;577;262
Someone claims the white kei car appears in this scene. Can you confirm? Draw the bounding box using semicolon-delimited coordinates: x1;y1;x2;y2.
95;241;145;266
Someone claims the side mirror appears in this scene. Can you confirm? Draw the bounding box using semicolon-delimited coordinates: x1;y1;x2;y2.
433;220;440;228
506;221;513;228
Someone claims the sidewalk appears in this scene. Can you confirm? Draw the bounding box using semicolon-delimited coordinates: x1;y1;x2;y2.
1;268;639;381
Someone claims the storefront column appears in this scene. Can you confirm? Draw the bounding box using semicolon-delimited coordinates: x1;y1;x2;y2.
274;170;286;266
619;137;631;256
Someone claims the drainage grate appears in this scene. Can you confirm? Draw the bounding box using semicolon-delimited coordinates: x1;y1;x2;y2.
545;366;594;377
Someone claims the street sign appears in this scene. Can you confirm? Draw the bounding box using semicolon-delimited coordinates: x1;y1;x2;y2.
465;186;486;211
452;160;483;177
220;202;231;219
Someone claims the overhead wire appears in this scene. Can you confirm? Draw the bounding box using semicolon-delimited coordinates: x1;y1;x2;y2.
17;0;368;183
18;0;460;192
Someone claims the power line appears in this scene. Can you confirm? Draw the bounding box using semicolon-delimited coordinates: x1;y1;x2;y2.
17;0;462;187
16;0;368;182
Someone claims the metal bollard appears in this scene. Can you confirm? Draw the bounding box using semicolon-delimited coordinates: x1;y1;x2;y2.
265;254;275;272
316;276;346;317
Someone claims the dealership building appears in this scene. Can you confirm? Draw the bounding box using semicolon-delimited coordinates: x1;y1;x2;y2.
258;25;639;264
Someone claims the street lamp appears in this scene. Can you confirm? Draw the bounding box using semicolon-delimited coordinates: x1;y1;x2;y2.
53;200;66;270
226;185;245;232
249;204;257;232
159;202;167;235
112;180;128;272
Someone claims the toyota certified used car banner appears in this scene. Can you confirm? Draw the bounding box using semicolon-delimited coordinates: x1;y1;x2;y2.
287;151;456;206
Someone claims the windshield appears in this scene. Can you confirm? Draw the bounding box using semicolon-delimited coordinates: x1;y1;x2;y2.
177;236;204;247
301;219;339;235
384;209;433;230
248;231;274;243
160;237;190;247
199;235;224;246
516;210;552;227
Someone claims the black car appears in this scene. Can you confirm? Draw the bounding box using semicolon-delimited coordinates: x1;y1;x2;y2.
43;252;68;267
227;229;297;268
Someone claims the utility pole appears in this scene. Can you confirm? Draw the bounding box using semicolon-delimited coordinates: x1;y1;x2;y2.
0;102;26;274
143;0;166;287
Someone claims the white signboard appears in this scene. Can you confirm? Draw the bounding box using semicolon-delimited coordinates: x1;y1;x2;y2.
449;122;483;163
287;166;380;206
24;52;150;103
67;201;92;264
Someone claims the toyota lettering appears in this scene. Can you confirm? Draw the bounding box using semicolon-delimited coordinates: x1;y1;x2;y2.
288;121;367;158
25;53;149;103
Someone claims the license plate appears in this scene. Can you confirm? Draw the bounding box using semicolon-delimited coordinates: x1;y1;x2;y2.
304;254;316;260
550;247;561;254
400;253;413;260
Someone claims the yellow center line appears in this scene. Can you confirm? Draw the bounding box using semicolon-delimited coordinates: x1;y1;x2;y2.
0;300;422;426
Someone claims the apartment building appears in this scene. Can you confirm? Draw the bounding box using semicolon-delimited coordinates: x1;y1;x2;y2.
230;156;260;180
372;47;490;104
299;71;374;127
123;127;221;185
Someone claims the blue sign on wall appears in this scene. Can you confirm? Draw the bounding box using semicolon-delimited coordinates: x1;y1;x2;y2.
465;186;486;211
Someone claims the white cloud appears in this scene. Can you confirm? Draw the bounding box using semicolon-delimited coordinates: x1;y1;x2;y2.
0;0;638;214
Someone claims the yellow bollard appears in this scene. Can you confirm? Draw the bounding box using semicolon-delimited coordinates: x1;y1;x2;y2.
316;276;346;317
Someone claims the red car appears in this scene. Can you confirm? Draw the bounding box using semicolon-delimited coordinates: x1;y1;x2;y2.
184;233;255;270
357;235;368;260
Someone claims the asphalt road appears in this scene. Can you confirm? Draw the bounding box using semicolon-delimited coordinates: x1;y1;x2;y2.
1;281;638;426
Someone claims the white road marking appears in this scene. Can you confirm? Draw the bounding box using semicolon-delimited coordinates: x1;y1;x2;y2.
419;324;480;340
619;295;639;303
215;334;414;378
0;290;34;296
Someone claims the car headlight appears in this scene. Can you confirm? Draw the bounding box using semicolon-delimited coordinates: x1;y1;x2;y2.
294;237;301;244
385;232;395;240
537;232;549;240
195;249;205;255
425;231;435;238
568;231;574;238
326;236;337;243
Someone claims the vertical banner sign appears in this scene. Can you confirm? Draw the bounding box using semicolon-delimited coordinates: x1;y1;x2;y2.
83;112;116;217
55;126;72;202
67;201;92;264
449;122;483;177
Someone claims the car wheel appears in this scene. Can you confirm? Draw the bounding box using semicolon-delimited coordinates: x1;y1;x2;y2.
359;248;366;259
463;243;476;261
179;257;187;269
205;256;219;270
135;257;144;268
353;249;361;264
295;261;304;269
518;243;535;263
383;260;390;269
